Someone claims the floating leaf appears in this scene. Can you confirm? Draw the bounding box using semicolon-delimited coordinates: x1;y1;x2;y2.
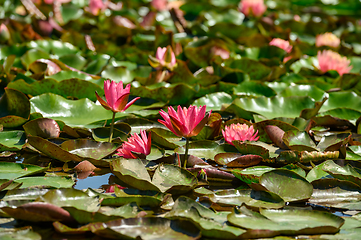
259;169;313;202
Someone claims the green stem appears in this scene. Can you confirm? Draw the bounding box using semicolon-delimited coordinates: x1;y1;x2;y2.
109;111;116;143
183;137;190;168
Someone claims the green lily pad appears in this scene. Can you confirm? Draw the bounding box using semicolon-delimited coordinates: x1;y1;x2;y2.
322;160;361;187
309;178;361;210
89;217;201;240
232;141;270;160
0;162;48;180
259;169;313;202
206;189;285;209
110;158;160;192
283;130;318;151
14;176;74;189
60;139;119;160
30;93;126;127
192;92;233;112
152;164;198;194
0;131;26;151
233;81;277;98
279;84;327;102
8;78;103;101
39;188;100;212
228;206;344;236
0;88;30;128
233;165;274;185
166;196;246;239
233;96;316;119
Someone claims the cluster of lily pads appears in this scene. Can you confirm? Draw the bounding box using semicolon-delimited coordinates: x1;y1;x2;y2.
1;0;361;239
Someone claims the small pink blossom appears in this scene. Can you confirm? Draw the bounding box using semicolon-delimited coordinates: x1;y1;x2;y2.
158;105;211;138
89;0;107;15
269;38;292;53
116;130;152;159
95;80;140;113
294;15;301;21
151;0;168;11
317;50;352;76
238;0;267;17
222;123;259;145
315;32;340;48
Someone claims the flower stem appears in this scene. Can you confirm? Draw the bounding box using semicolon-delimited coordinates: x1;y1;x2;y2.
109;111;116;143
158;70;167;83
183;137;190;168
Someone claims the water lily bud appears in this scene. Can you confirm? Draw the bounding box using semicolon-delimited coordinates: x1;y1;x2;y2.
148;46;177;71
0;23;10;43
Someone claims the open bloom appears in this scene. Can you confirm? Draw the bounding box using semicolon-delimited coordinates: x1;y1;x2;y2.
149;46;177;71
316;32;340;48
222;123;259;145
269;38;292;53
95;80;140;113
317;50;352;76
116;130;151;159
158;105;211;138
238;0;267;17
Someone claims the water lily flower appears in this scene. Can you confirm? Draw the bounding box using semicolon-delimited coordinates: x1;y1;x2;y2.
269;38;292;53
95;80;140;142
317;50;352;76
315;32;340;48
222;123;259;145
158;105;211;167
148;46;177;71
116;130;151;159
96;80;139;113
89;0;107;15
238;0;267;17
158;105;210;138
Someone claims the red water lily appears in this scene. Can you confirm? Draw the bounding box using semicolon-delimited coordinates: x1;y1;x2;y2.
158;105;210;138
222;123;259;145
96;80;140;113
116;130;151;159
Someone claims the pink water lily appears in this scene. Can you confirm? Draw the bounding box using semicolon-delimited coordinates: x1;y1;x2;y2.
238;0;267;17
158;105;210;138
116;130;151;159
95;80;140;113
89;0;107;15
222;123;259;145
159;105;211;168
316;32;340;48
269;38;292;53
317;50;352;76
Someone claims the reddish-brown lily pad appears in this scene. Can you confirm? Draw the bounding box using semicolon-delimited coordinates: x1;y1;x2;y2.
23;118;60;138
214;153;262;167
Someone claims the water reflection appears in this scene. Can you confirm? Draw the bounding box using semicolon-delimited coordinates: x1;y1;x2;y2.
74;173;113;190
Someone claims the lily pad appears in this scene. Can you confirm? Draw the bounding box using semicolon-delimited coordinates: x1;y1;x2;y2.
228;206;344;236
259;169;313;202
